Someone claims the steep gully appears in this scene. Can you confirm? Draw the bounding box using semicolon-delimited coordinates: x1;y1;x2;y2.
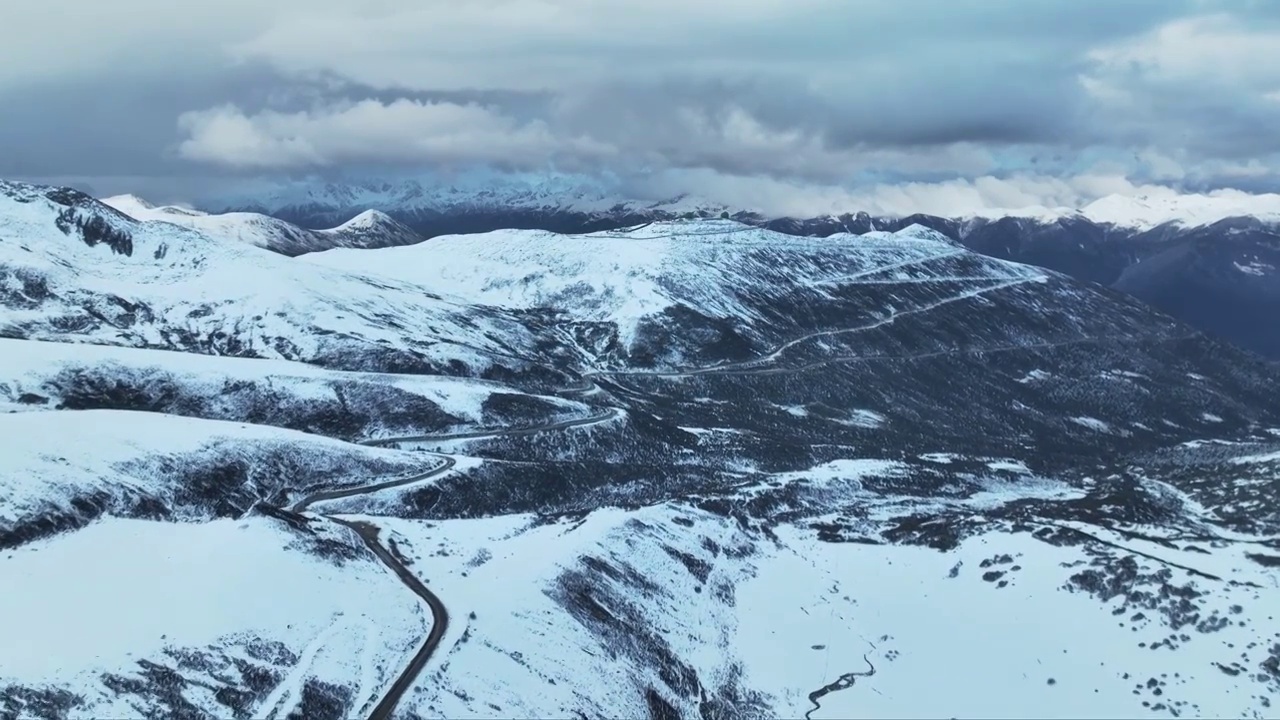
262;273;1188;718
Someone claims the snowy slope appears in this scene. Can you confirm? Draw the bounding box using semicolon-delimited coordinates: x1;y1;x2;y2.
0;514;427;720
102;194;423;256
304;220;1044;356
0;408;435;549
0;180;551;378
364;482;1280;720
0;338;590;440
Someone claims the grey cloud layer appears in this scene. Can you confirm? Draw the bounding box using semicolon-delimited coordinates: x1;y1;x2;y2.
2;0;1278;210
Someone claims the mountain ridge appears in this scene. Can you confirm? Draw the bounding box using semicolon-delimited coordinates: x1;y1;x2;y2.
201;180;1280;360
101;193;424;257
200;173;1280;229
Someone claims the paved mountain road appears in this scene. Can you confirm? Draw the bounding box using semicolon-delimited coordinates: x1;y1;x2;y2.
289;457;459;514
587;332;1197;380
264;405;622;720
327;517;450;720
359;408;620;447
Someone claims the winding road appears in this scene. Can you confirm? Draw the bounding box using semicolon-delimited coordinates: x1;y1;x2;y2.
265;402;622;720
289;457;458;514
327;517;450;720
359;408;619;447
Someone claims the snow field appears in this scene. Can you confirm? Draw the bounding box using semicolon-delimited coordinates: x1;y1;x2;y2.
0;515;427;719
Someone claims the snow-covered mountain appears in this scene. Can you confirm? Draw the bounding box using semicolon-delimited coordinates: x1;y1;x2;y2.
206;171;714;224
305;220;1052;367
206;178;1280;359
3;178;1280;719
1079;192;1280;230
0;180;557;381
101;193;423;256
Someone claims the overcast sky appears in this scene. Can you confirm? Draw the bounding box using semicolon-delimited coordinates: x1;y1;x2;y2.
3;0;1280;215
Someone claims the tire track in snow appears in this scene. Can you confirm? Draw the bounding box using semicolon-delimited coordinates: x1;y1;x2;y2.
353;616;380;719
255;613;351;720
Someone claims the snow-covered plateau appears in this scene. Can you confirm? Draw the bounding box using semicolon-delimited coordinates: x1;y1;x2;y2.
1;178;1279;719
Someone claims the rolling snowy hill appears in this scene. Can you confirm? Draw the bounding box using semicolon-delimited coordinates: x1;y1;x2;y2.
306;220;1188;374
2;180;1279;719
0;339;591;441
0;408;444;548
101;194;423;256
0;180;562;383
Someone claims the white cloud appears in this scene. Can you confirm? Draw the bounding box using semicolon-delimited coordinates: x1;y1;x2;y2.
174;97;1006;182
1086;14;1280;88
225;0;834;92
627;169;1201;218
0;0;287;89
176;100;616;170
6;0;1280;202
1082;14;1280;106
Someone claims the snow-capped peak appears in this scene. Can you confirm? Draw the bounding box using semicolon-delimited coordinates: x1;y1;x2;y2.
1081;191;1280;230
103;193;156;211
873;222;961;245
333;209;396;231
100;192;421;256
102;194;208;219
